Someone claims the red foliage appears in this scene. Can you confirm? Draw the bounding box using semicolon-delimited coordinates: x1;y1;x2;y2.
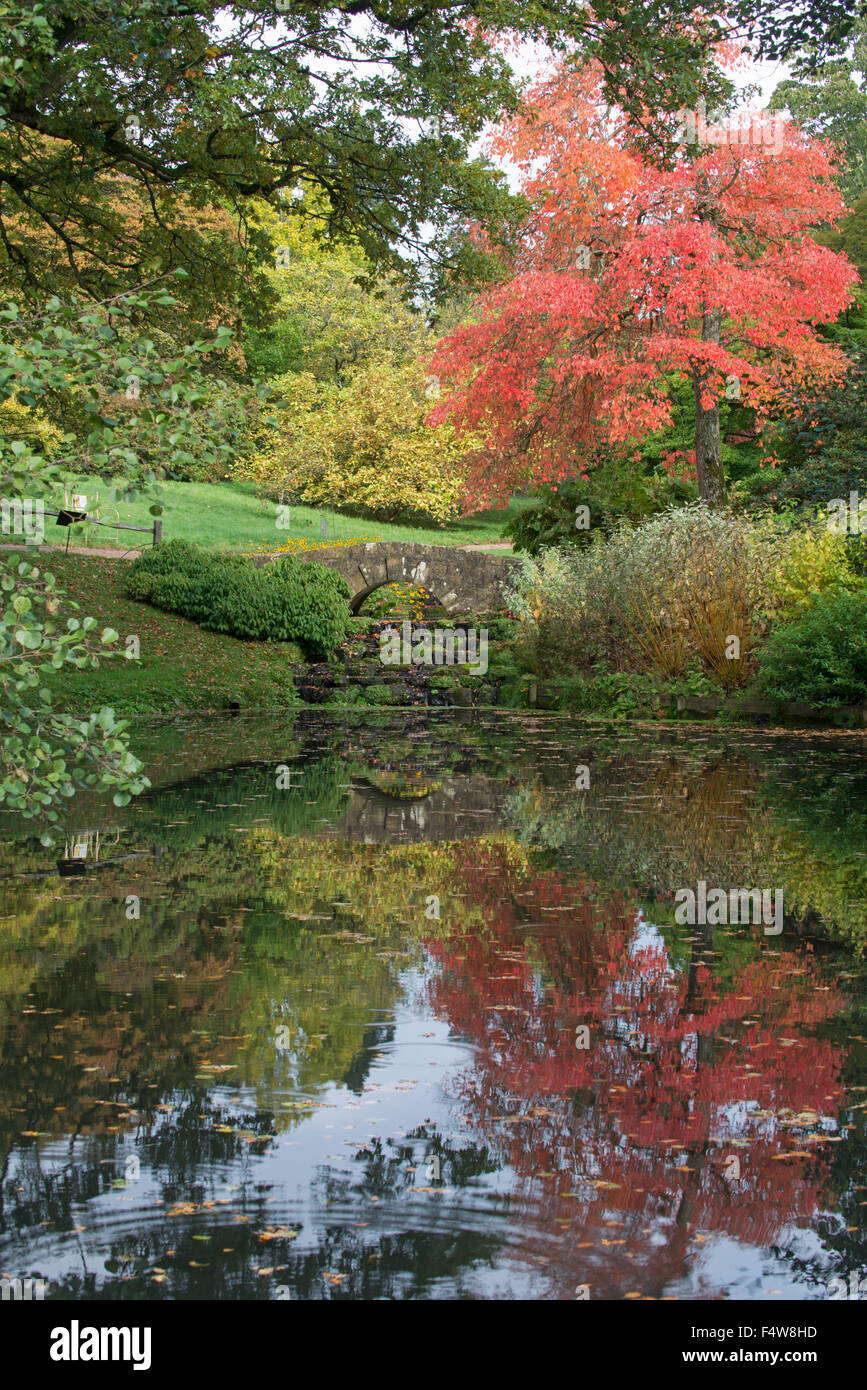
424;844;850;1296
429;62;858;509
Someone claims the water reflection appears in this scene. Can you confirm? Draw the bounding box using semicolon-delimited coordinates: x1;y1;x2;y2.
0;713;866;1300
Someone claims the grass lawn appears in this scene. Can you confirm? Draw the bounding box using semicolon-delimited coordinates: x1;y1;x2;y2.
41;477;529;553
40;555;301;715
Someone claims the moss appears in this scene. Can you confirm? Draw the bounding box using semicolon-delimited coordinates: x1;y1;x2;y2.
361;682;404;705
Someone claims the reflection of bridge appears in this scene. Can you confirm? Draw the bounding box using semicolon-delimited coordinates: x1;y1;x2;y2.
255;542;517;615
336;777;509;842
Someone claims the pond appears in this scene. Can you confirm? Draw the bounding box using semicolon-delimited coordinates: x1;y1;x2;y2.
1;711;866;1301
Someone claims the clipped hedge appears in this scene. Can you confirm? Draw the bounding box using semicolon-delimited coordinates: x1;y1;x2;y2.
124;540;349;657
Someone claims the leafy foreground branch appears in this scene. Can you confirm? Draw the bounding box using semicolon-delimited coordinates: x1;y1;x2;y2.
0;282;241;824
1;554;148;829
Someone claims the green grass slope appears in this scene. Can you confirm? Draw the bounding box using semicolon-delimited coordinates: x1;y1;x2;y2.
42;478;528;553
40;555;301;715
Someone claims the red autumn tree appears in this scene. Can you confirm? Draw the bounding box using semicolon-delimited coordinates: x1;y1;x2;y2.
430;60;859;506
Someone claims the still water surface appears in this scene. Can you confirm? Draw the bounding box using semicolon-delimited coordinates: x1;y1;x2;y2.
2;711;866;1300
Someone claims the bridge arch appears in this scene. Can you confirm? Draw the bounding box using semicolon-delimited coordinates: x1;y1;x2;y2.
346;579;443;616
254;542;517;615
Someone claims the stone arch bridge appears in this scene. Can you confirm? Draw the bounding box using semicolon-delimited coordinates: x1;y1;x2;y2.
255;542;518;615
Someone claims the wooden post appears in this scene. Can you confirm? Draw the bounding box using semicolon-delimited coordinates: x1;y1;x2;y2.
153;518;162;546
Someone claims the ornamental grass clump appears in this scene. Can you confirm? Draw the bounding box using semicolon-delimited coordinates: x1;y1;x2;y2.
595;506;771;687
503;542;613;675
508;505;773;687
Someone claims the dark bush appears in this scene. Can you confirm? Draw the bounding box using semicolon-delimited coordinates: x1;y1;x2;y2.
745;442;867;509
505;462;696;556
124;543;350;656
148;572;196;613
757;586;867;705
127;539;215;578
123;570;158;602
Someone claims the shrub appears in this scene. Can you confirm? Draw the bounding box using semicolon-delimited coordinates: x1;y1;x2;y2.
205;556;350;651
504;446;699;557
765;523;859;619
503;543;615;676
506;506;772;686
748;441;867;513
148;572;196;613
595;516;693;678
757;587;867;705
124;543;349;656
599;507;771;686
126;538;216;579
123;570;158;603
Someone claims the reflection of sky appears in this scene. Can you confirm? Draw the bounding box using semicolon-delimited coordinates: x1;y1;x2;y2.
668;1225;837;1302
1;959;548;1299
241;966;546;1297
631;910;672;965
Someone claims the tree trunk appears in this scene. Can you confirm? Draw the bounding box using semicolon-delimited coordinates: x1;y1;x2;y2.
692;305;727;506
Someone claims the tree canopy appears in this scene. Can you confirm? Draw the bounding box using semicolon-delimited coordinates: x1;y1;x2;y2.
0;0;814;310
429;59;857;507
770;13;867;204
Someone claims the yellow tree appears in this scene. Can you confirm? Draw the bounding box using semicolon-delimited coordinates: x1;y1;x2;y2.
239;357;470;524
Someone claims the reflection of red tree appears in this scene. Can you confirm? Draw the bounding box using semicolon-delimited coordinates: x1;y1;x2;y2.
427;845;848;1298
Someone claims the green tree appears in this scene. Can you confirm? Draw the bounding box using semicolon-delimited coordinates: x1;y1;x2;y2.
243;195;428;383
739;0;867;66
0;0;756;309
769;15;867;203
